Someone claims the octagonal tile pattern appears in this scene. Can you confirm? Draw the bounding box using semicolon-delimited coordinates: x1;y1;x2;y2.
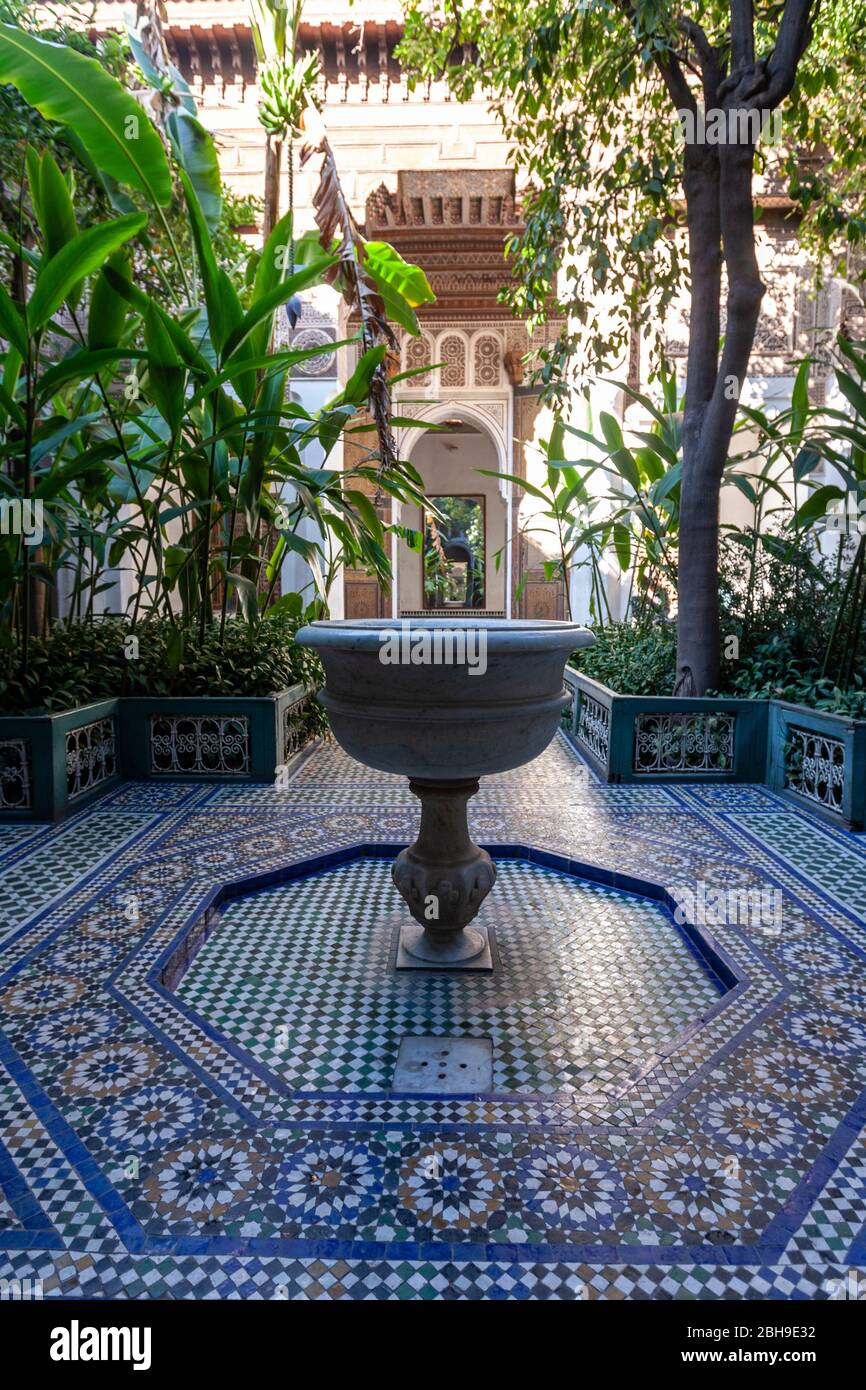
0;733;864;1300
173;859;727;1096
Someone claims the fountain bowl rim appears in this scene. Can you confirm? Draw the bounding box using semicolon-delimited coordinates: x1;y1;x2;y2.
297;617;595;652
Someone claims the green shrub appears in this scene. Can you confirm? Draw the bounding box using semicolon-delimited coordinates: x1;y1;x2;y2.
569;613;866;717
717;530;860;674
726;636;866;717
0;614;326;734
570;621;678;695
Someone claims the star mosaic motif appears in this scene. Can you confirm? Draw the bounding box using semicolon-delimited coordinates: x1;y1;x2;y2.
0;734;865;1300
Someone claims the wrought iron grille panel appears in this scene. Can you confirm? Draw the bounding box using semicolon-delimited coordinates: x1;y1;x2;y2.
784;725;845;814
66;717;117;800
150;715;251;776
634;712;736;774
560;688;574;732
283;693;312;764
0;738;31;810
576;694;610;765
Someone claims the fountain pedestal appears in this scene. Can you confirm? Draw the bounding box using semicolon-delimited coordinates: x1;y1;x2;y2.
296;617;594;972
392;778;495;970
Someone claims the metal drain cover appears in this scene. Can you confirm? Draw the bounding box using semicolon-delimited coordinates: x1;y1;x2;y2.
391;1036;493;1094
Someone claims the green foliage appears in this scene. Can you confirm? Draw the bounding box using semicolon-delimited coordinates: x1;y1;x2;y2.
570;620;678;695
0;21;172;206
0;612;327;717
0;4;261;307
570;527;866;712
399;0;866;397
726;637;866;717
362;241;437;335
718;526;850;665
0;0;436;708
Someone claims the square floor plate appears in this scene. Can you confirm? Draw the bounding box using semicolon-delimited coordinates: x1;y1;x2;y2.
391;1036;493;1093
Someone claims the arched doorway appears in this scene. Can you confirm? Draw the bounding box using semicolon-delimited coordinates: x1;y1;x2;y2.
395;411;509;618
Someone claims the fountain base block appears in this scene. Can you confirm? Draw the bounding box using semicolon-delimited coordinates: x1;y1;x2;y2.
396;922;493;972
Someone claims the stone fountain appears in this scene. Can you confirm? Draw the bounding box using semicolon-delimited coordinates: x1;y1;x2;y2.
296;617;593;970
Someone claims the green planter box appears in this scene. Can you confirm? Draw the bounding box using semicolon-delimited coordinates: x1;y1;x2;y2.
119;685;312;784
0;698;121;821
563;669;766;783
766;700;866;830
563;669;866;829
0;686;314;821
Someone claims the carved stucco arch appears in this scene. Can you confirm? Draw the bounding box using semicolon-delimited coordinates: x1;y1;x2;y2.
392;397;513;618
395;398;511;502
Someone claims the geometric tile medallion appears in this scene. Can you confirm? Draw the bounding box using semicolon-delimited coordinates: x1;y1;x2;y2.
3;736;866;1299
174;859;727;1097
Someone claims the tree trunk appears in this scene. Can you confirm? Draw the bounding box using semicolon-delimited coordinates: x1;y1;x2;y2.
676;137;765;694
676;143;723;695
667;1;815;693
263;135;283;239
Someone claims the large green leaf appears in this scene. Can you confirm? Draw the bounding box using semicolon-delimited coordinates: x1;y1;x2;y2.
614;522;633;569
87;249;131;351
837;366;866;424
363;241;435;309
37;346;148;402
0;23;171;206
223;255;337;362
144;303;185;435
790;357;810;440
793;484;846;529
181;171;241;356
27;212;146;330
27;147;81;311
249;210;293;361
166;108;221;233
32;150;77;262
344;345;387;405
362;240;436;336
102;267;212;378
599;411;642;492
0;284;27;359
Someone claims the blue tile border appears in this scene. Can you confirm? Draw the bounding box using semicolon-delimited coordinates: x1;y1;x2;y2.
2;741;865;1288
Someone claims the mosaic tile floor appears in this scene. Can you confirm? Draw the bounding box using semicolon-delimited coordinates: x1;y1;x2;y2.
1;733;865;1300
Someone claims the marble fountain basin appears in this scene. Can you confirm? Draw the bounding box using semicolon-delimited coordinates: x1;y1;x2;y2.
296;617;594;968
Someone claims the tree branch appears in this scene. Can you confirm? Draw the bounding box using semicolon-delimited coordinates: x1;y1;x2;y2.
682;144;723;439
700;143;764;462
767;0;816;87
729;0;755;72
611;0;698;112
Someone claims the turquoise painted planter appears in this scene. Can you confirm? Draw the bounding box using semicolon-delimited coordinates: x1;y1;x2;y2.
0;685;314;821
0;698;121;821
119;685;310;784
564;668;866;829
766;700;866;830
563;669;767;783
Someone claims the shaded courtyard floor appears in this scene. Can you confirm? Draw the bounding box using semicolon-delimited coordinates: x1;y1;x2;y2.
1;733;865;1300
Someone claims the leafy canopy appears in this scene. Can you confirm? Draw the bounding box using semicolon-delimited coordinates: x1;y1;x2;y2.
399;0;866;396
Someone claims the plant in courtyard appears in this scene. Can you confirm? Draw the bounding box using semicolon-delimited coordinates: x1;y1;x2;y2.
561;363;686;622
785;337;866;690
0;17;435;699
400;0;866;693
571;618;678;693
0;609;328;724
249;0;320;237
504;364;686;623
479;419;602;621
